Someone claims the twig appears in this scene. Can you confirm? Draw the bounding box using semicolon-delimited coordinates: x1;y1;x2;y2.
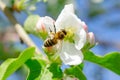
0;1;48;61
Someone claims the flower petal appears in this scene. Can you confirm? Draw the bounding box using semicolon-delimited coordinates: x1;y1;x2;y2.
36;16;55;33
74;28;86;50
60;41;83;65
56;13;82;31
58;4;74;14
55;4;83;32
81;21;88;32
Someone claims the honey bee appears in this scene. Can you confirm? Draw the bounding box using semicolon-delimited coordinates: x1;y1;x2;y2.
44;25;67;47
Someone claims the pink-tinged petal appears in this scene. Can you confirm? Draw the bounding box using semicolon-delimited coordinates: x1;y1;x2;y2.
60;41;83;65
81;21;88;32
36;16;55;33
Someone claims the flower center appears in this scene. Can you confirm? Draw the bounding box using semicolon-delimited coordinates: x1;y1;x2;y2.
64;27;75;43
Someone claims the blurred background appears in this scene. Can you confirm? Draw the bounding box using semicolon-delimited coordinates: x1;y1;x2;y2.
0;0;120;80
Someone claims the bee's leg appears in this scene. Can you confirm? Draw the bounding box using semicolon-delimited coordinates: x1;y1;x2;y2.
49;27;52;33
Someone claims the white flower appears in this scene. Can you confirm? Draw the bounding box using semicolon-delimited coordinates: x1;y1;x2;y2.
55;4;86;65
36;4;86;65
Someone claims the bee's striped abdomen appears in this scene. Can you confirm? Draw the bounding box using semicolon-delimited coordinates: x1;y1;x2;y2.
44;38;57;47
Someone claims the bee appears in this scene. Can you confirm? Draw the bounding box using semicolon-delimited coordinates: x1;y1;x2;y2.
44;25;67;47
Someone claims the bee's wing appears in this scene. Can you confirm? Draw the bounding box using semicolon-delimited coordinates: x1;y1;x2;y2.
47;32;55;39
51;40;63;60
55;40;63;54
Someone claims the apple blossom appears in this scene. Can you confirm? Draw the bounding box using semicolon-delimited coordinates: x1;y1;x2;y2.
54;4;86;65
35;4;95;65
36;4;87;65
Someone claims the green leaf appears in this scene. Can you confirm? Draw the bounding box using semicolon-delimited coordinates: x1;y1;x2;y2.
26;58;52;80
78;63;84;70
84;51;120;75
0;47;35;80
48;63;63;79
39;65;53;80
25;59;42;80
65;66;87;80
25;55;53;80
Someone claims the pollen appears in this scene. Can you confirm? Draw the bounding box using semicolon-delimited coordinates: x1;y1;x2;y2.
64;28;75;43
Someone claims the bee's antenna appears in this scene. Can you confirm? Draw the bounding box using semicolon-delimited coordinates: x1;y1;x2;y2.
54;24;56;33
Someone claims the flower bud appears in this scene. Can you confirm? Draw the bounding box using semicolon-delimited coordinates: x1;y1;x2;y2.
36;16;55;40
12;0;25;12
24;15;40;34
87;32;95;48
24;15;52;40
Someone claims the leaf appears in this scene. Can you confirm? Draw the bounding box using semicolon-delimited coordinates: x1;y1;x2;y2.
78;63;84;70
48;63;63;79
39;65;53;80
25;59;42;80
25;56;53;80
26;59;53;80
0;47;35;80
84;51;120;75
65;65;87;80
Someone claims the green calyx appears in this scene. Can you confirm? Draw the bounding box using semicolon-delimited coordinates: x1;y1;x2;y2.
24;15;49;40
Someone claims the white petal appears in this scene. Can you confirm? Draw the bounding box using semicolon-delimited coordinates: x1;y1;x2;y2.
55;4;83;32
62;4;74;13
74;28;86;50
60;41;83;65
56;13;82;31
36;16;55;33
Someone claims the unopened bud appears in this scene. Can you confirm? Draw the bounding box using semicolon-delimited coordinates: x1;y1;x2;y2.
87;32;95;47
12;0;25;12
36;16;55;40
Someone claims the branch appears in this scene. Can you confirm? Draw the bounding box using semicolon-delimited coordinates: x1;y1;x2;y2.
0;1;48;61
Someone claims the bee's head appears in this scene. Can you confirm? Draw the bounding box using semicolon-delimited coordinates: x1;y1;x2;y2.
61;29;67;35
57;29;67;40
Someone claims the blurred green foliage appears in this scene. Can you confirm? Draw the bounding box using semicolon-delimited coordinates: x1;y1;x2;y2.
0;42;20;61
